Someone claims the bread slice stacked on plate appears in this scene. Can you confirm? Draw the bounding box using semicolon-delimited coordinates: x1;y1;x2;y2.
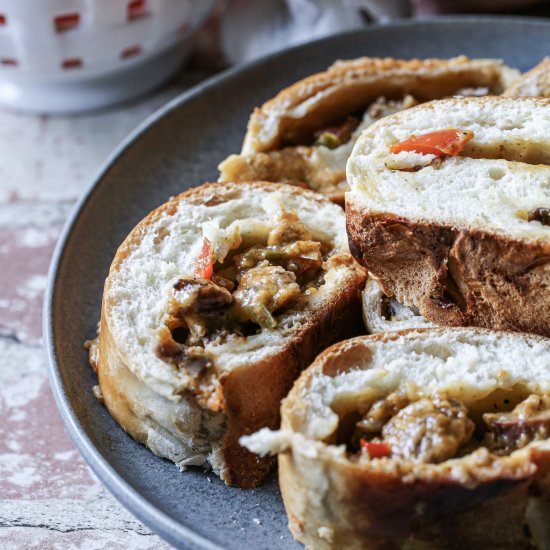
219;56;518;204
242;328;550;549
90;181;365;488
347;96;550;337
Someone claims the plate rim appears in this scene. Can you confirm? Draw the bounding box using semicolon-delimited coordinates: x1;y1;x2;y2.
43;15;550;550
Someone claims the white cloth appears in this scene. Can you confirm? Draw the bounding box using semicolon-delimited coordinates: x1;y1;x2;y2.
219;0;410;64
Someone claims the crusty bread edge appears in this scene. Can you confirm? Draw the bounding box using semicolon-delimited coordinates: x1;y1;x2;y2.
504;57;550;97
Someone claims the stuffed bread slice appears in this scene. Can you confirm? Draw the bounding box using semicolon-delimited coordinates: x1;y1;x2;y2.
219;56;519;204
347;96;550;337
362;278;434;334
242;328;550;549
90;182;366;488
504;57;550;97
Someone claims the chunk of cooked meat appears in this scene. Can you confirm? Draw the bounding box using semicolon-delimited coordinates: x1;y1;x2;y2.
356;393;410;435
381;396;474;464
484;394;550;455
167;278;234;342
172;277;234;314
232;262;301;328
527;207;550;226
268;210;313;246
155;326;222;411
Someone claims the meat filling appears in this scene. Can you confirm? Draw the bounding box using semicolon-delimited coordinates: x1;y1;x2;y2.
352;392;550;463
527;207;550;226
313;95;418;150
232;264;300;329
155;210;327;402
483;395;550;455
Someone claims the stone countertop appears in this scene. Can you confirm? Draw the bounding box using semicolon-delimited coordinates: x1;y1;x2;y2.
0;67;217;550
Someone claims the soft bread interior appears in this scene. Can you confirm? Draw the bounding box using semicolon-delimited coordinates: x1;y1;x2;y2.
347;97;550;243
362;278;435;334
284;329;550;442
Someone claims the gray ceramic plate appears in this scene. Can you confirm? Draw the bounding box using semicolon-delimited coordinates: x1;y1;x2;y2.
44;17;550;550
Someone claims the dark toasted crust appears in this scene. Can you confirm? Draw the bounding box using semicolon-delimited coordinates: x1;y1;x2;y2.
278;334;550;549
346;208;550;337
98;181;366;488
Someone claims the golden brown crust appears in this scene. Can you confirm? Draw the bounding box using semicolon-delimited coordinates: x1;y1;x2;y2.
97;310;149;447
346;208;550;337
504;57;550;97
277;333;550;549
279;452;534;549
97;181;366;487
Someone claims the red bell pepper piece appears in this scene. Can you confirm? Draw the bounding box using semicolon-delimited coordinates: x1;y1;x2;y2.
391;129;474;157
360;439;391;459
195;237;213;280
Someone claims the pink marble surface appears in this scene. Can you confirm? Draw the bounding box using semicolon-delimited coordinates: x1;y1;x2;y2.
0;68;214;550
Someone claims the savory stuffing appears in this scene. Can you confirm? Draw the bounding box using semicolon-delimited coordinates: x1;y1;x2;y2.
483;395;550;455
366;95;418;121
156;210;327;395
231;264;300;329
379;397;474;464
352;392;550;463
314;117;359;149
527;207;550;226
313;95;418;150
